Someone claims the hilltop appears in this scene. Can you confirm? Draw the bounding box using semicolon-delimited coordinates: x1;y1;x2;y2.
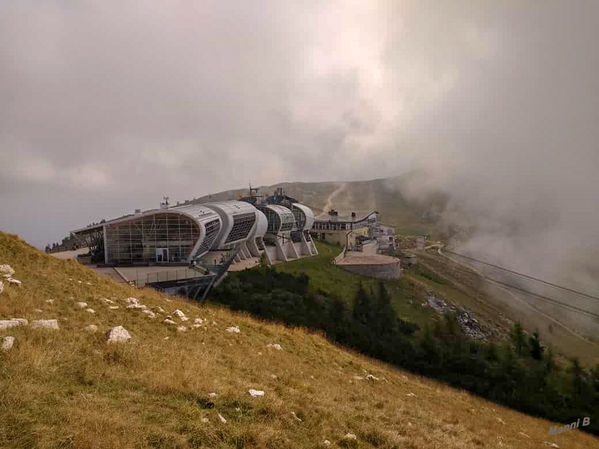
0;231;597;449
192;172;449;238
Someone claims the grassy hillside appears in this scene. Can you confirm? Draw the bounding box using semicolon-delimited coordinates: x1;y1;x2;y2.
0;232;597;449
274;242;505;338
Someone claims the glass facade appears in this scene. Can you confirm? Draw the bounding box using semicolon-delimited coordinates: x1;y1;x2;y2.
105;213;200;264
224;212;256;244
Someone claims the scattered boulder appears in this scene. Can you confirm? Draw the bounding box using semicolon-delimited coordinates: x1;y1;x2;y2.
106;326;131;343
194;318;204;324
323;440;331;446
0;319;26;330
85;324;98;332
226;326;240;333
291;411;302;422
100;297;113;304
344;433;357;440
76;302;88;309
248;389;265;397
0;281;3;294
2;336;15;351
164;318;176;325
45;299;54;304
0;264;15;277
7;278;22;287
406;392;416;397
366;374;380;381
201;417;209;423
208;392;217;398
142;309;156;318
173;309;188;321
127;303;147;310
85;308;96;314
176;325;187;332
109;306;119;310
31;319;59;330
266;343;283;350
217;413;227;423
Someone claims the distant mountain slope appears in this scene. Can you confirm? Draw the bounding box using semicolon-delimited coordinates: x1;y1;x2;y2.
1;232;596;448
192;173;449;237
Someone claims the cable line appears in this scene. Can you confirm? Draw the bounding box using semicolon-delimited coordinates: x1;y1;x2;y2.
444;249;599;303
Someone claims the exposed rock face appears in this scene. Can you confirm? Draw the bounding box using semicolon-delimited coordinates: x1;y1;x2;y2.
426;293;487;340
31;319;59;330
106;326;131;343
2;336;15;351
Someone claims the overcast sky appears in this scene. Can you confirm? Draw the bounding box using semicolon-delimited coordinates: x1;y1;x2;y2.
1;0;598;274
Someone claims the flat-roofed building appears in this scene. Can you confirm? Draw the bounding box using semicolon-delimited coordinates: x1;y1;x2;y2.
312;210;378;248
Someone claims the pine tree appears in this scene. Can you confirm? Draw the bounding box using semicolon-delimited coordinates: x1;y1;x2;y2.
529;331;544;360
509;323;528;356
375;282;396;335
352;283;373;326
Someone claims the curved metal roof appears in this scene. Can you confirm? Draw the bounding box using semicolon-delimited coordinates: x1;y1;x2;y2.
291;203;315;230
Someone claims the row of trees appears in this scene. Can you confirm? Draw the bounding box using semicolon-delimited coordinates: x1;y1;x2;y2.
209;267;599;435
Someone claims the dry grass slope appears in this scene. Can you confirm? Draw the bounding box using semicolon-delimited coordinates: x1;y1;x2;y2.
0;232;596;449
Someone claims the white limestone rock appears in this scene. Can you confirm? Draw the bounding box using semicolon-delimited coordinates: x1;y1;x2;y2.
2;336;15;351
208;392;217;398
76;302;88;308
142;309;156;318
248;389;264;397
100;298;114;304
124;297;140;305
226;326;240;333
173;309;188;321
107;326;131;343
266;343;283;350
127;303;147;310
344;433;357;441
7;278;22;287
164;317;176;325
406;392;416;397
109;305;119;310
45;299;54;304
0;281;3;294
0;319;23;330
323;440;331;446
194;318;203;324
0;265;15;277
291;411;302;422
217;413;227;423
176;325;187;332
85;324;98;333
85;308;95;314
366;374;380;381
31;319;59;330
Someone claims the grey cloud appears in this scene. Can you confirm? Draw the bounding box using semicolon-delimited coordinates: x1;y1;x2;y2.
0;1;598;314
